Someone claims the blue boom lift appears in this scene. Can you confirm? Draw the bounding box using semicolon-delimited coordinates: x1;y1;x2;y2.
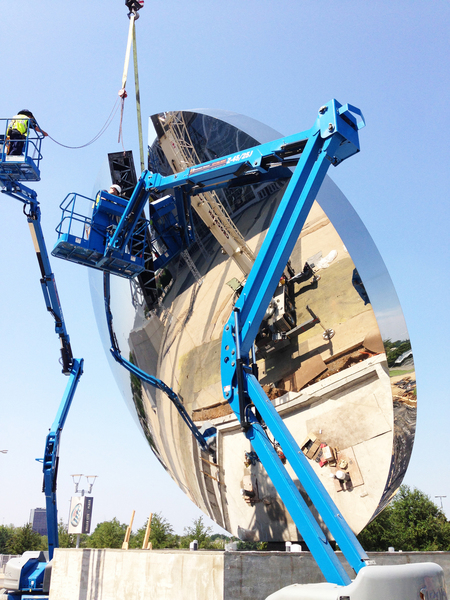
0;119;83;599
50;99;448;598
2;101;446;598
53;99;370;581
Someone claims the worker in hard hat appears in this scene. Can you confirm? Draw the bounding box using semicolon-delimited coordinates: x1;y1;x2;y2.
93;183;122;206
95;183;122;206
7;110;48;156
108;184;122;196
105;184;123;223
86;184;123;240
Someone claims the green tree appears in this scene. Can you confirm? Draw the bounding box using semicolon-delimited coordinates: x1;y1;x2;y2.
39;535;48;552
8;523;42;555
210;533;230;542
0;525;15;554
383;339;412;368
181;516;213;549
390;486;450;551
130;513;176;549
237;540;268;551
86;518;128;549
357;504;394;551
58;520;76;548
358;485;450;551
208;533;232;550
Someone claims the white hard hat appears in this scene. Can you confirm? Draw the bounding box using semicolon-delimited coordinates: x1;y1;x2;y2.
110;184;122;194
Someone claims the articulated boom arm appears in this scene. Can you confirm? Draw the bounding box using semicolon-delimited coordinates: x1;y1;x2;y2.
141;100;363;195
103;272;210;453
95;100;364;276
220;101;368;585
53;100;363;281
40;358;84;559
0;143;84;566
1;182;74;374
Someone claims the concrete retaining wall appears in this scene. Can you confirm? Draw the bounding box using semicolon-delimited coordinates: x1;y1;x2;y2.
49;549;450;600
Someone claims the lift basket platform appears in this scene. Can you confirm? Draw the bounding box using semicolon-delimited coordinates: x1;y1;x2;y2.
0;119;43;183
52;192;148;279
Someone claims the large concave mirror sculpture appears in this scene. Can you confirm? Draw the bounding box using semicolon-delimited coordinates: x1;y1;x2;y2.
90;109;416;542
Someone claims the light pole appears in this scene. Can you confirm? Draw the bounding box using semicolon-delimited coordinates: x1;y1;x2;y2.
2;450;9;527
435;495;446;510
71;474;97;495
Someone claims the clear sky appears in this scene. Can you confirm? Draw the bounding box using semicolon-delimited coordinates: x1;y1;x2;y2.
1;1;449;536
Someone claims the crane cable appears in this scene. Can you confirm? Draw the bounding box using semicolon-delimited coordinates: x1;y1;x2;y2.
49;5;145;158
47;97;120;149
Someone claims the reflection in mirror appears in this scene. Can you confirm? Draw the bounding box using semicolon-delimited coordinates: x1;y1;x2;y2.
89;109;416;542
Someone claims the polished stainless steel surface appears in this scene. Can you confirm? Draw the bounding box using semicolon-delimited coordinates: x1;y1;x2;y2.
90;110;416;541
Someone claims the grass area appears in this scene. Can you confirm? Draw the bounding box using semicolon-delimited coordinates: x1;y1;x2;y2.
389;368;415;377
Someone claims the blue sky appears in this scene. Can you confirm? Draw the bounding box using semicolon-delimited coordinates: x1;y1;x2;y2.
1;1;449;535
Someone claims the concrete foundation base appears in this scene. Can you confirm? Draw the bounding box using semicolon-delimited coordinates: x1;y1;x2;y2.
49;549;450;600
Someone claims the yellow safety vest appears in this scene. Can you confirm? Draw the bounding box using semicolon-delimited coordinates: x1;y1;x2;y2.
9;114;32;136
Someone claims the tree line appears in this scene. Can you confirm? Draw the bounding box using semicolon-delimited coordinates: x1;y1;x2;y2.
2;486;449;555
0;514;259;555
357;485;450;551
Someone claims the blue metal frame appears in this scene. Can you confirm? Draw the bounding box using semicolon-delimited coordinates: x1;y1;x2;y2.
149;194;186;270
53;192;148;278
51;101;364;283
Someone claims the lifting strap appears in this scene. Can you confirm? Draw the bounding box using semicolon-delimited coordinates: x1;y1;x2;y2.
121;14;135;90
133;23;145;172
118;11;145;171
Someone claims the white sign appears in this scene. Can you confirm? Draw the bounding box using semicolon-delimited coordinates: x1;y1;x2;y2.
68;496;94;534
68;496;84;534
